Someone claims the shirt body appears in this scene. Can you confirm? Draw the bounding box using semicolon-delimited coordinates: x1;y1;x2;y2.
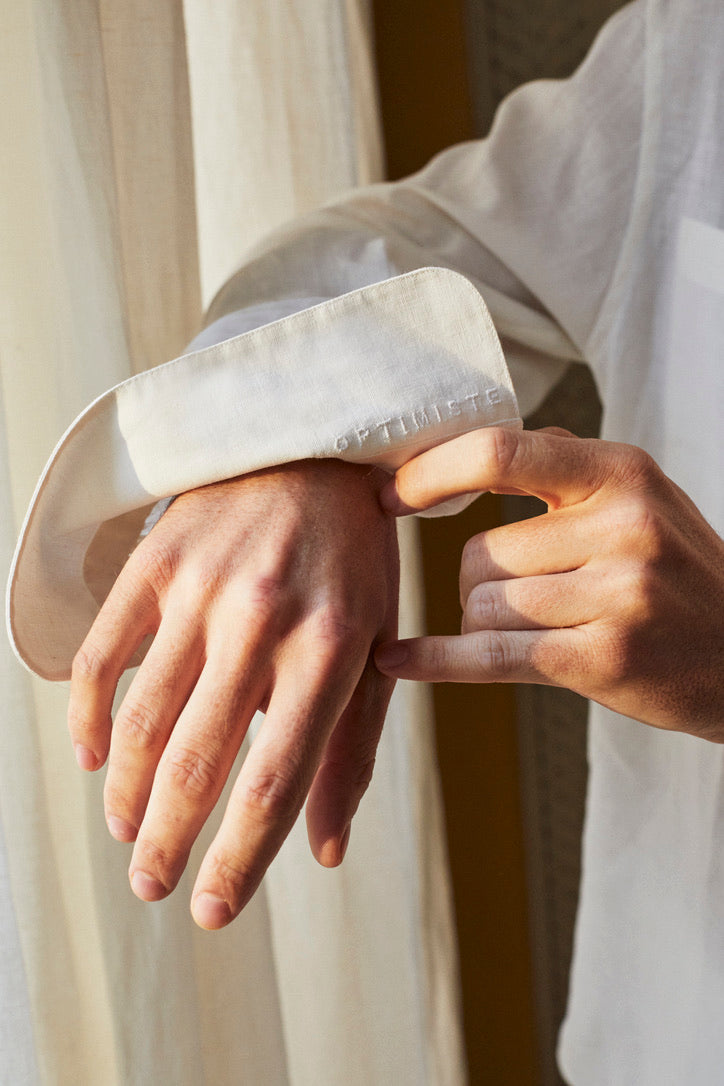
203;2;724;1079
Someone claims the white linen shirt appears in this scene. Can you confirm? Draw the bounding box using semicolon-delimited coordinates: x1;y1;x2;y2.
205;6;724;1079
9;0;724;1082
173;4;724;1081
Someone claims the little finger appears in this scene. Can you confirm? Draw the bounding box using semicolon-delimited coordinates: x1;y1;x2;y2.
305;654;396;867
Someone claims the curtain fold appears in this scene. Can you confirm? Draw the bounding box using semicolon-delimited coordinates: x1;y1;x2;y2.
0;2;465;1081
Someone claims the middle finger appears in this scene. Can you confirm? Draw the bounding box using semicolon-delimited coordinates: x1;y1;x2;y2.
190;625;369;927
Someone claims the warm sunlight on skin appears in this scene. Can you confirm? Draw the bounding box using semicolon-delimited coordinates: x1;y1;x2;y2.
375;427;724;739
64;425;724;931
67;461;398;929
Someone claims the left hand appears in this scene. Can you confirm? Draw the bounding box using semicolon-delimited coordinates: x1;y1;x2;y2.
374;427;724;740
67;459;398;928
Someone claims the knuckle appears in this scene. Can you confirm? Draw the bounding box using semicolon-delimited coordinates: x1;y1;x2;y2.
205;854;256;902
248;573;286;610
239;573;287;632
164;745;223;800
135;836;179;887
309;604;364;652
461;534;482;569
466;584;498;629
473;631;519;679
211;571;288;637
322;754;377;798
621;443;657;482
611;444;665;496
239;766;303;825
460;534;488;598
116;701;159;751
72;642;113;687
487;426;520;480
615;495;669;562
128;537;180;592
188;560;223;599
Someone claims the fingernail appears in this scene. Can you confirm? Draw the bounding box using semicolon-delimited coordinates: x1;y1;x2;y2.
339;823;351;862
375;642;409;670
75;744;98;771
192;892;233;930
130;870;168;902
107;815;137;842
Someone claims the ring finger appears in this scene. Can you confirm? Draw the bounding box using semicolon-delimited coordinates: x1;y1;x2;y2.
460;506;596;603
462;568;595;634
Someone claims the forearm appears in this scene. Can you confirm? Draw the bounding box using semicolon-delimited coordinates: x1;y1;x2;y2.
201;188;576;419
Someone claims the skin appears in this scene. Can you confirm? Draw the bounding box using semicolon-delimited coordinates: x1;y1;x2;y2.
68;426;724;930
67;459;398;929
375;427;724;739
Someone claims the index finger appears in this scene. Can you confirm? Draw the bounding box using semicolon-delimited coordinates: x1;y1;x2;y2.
380;427;620;515
68;575;161;770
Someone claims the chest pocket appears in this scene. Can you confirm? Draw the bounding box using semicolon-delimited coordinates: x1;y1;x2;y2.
664;217;724;532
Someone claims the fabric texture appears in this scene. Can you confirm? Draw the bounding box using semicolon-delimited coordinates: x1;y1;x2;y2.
0;2;465;1083
7;0;724;1082
194;3;724;1082
8;268;520;680
14;0;723;1082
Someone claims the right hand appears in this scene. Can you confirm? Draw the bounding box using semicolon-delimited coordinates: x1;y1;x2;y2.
67;459;399;928
375;427;724;739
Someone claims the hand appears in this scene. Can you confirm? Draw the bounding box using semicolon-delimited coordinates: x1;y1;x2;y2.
375;427;724;739
67;459;399;928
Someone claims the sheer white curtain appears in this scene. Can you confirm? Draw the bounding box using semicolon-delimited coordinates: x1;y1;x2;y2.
0;2;464;1082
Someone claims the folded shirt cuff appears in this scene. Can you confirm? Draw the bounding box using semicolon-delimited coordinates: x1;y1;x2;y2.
7;267;520;680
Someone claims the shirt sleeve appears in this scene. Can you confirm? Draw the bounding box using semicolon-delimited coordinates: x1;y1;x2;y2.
7;1;646;680
202;0;644;418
